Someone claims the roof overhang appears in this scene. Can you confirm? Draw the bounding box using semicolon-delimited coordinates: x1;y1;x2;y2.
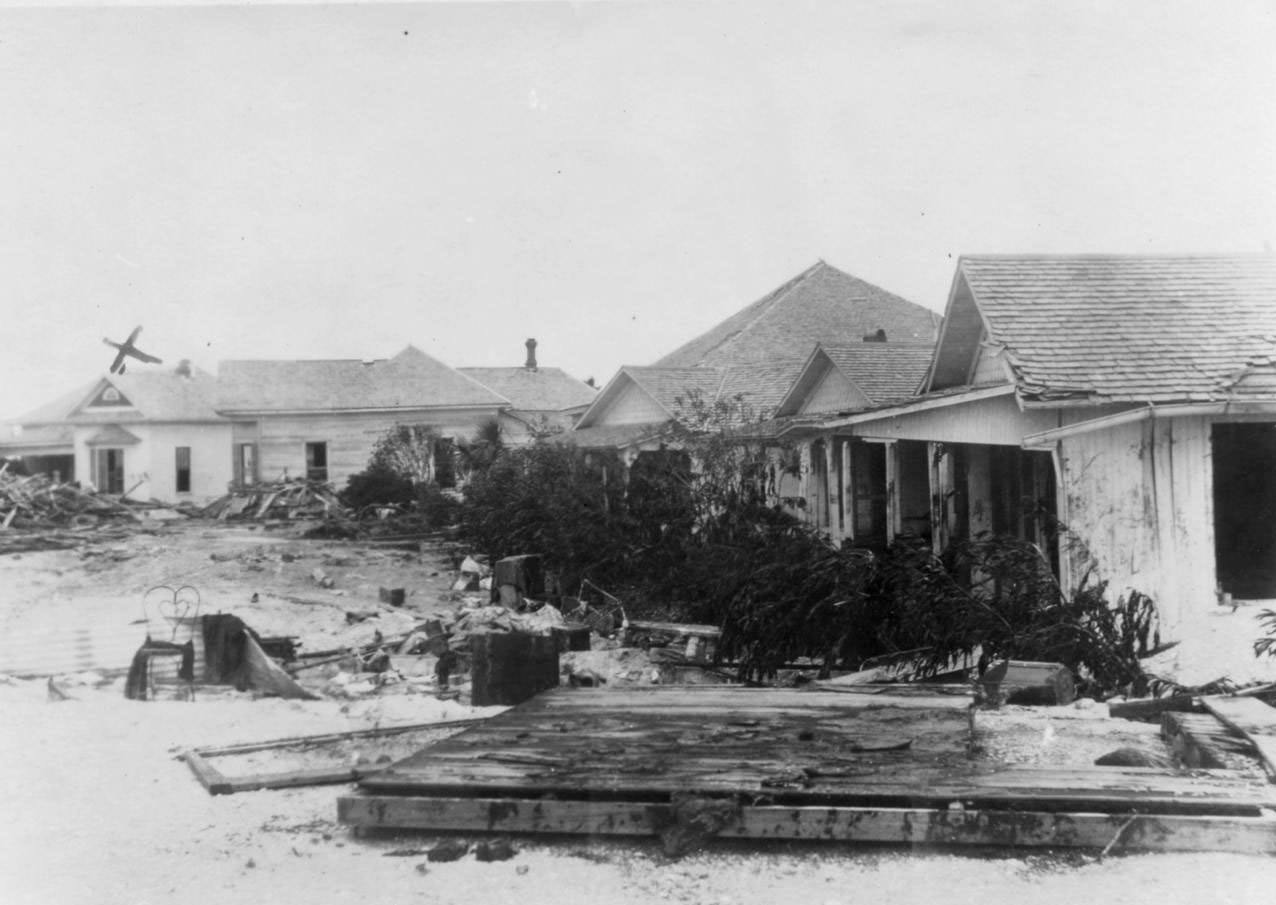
786;383;1017;434
1022;399;1276;449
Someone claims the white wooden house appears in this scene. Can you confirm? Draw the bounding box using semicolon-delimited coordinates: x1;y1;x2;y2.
782;255;1276;630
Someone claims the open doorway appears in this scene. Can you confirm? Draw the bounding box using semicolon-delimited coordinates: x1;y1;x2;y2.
1213;422;1276;600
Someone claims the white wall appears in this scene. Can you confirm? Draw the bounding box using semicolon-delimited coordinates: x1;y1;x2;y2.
73;421;234;503
592;381;669;426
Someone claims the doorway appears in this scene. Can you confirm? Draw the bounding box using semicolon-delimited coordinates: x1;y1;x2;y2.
1213;422;1276;599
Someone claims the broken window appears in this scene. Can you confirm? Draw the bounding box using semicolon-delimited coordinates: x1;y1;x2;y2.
175;446;191;493
305;441;329;483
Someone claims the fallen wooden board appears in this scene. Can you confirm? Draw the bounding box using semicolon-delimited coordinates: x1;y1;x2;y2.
1163;712;1254;769
1202;696;1276;781
187;717;489;759
1108;694;1200;722
183;718;486;795
337;795;1276;854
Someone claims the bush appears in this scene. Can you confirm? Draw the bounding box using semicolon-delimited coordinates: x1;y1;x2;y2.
415;482;463;527
340;465;415;510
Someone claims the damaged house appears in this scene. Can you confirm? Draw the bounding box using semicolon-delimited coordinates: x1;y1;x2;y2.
780;254;1276;631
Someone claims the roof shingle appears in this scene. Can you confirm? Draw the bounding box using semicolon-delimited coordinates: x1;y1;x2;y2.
458;367;596;412
959;255;1276;403
217;345;508;412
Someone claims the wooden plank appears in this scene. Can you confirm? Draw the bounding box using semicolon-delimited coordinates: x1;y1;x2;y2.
336;795;1276;854
1108;694;1200;722
1162;712;1254;769
1202;696;1276;779
189;718;487;759
182;750;232;796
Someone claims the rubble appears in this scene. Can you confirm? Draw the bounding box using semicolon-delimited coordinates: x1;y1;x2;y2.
200;479;347;521
0;467;167;553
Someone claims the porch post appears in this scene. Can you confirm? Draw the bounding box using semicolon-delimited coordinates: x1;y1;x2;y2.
884;440;900;544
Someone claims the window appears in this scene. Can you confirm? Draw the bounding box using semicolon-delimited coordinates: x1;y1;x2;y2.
233;443;257;486
305;442;329;482
90;448;125;494
175;447;191;493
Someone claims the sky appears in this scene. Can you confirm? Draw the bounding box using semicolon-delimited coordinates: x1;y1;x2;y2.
0;0;1274;419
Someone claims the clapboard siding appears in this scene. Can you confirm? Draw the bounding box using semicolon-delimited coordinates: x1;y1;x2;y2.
254;408;502;486
596;380;670;426
801;367;870;414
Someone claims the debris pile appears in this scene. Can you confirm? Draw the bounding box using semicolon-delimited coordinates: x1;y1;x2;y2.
200;479;347;521
0;468;156;553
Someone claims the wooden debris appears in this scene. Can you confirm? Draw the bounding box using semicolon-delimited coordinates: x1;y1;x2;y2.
199;479;347;522
0;470;155;554
1109;694;1200;722
1201;696;1276;780
1163;711;1255;769
980;660;1075;706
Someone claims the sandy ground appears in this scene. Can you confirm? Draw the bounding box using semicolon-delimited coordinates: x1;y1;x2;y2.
1;521;1274;904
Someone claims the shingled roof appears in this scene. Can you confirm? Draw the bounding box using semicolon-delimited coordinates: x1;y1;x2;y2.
458;367;596;412
217;345;508;413
16;368;222;424
951;255;1276;404
656;260;941;369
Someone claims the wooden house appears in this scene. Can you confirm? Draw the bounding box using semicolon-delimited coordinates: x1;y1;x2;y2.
570;260;942;463
2;362;232;501
783;254;1276;629
215;345;510;488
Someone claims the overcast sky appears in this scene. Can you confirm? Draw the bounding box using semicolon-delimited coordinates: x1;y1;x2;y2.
1;0;1274;419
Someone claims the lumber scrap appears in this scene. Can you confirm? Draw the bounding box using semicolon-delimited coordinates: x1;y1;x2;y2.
1162;711;1255;769
1109;694;1200;722
337;795;1276;854
1201;696;1276;780
188;717;488;758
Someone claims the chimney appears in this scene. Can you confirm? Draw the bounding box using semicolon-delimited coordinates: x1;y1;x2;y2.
524;338;538;371
175;359;192;377
862;329;887;343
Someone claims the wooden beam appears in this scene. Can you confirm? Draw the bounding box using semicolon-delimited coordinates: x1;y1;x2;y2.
336;795;1276;854
182;750;232;796
187;717;488;759
1109;694;1200;722
1202;696;1276;780
1163;712;1253;769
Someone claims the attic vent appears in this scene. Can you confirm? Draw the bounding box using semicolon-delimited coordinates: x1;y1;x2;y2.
863;329;887;343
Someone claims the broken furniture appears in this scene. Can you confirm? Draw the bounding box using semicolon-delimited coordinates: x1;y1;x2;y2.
340;684;1276;854
125;585;202;701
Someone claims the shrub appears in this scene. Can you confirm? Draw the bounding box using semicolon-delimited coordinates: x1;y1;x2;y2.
340;464;415;510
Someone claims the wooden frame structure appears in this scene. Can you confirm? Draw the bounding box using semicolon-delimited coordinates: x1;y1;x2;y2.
337;686;1276;854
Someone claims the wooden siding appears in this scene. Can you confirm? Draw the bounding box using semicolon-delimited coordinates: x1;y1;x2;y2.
969;345;1011;386
254;408;502;487
801;367;870;414
852;394;1059;446
594;380;669;426
1059;415;1215;628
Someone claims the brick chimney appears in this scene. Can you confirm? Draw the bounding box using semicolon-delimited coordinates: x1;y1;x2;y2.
524;338;538;371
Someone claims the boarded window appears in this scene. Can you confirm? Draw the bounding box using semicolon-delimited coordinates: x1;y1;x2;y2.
175;446;191;493
305;441;329;483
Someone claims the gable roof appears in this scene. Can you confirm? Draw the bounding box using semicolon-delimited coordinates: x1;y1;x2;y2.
945;255;1276;404
655;260;941;369
17;369;222;424
782;342;937;417
217;345;509;413
458;367;596;412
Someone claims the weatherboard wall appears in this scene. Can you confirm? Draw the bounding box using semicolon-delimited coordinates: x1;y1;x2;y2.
71;421;232;503
250;408;503;487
